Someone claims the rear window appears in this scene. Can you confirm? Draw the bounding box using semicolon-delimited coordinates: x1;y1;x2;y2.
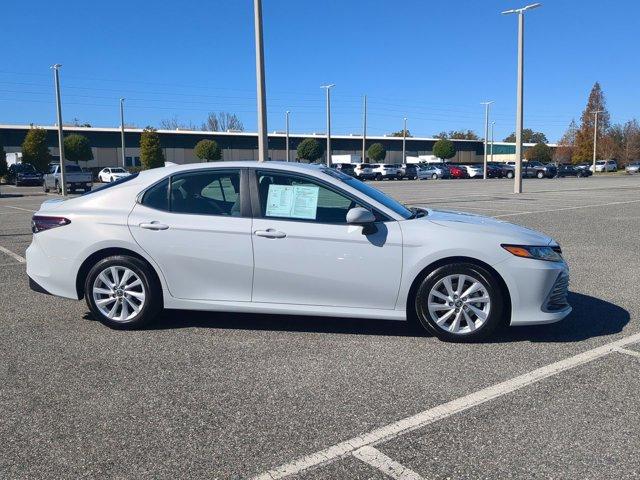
141;178;169;211
65;165;82;172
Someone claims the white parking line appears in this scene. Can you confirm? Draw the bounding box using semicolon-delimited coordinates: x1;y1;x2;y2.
614;347;640;359
3;205;37;213
0;245;26;263
252;332;640;479
353;446;425;480
494;199;640;218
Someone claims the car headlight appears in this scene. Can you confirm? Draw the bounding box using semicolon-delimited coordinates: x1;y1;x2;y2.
501;244;563;262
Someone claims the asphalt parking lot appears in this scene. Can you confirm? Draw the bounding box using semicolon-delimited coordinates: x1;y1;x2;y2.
1;175;639;479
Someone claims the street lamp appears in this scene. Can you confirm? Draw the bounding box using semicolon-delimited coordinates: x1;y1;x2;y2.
490;121;495;163
502;2;542;193
321;84;335;166
362;95;367;163
120;98;126;168
592;110;603;173
481;101;494;179
253;0;268;161
402;117;407;163
51;63;67;196
285;110;290;162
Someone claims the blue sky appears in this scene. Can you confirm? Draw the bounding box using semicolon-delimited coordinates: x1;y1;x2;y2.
1;0;638;142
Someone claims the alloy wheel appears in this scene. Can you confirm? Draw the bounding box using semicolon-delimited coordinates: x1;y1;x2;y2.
92;266;146;322
426;274;491;335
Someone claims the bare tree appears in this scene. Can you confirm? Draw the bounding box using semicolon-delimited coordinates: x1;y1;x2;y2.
201;112;244;132
159;115;196;130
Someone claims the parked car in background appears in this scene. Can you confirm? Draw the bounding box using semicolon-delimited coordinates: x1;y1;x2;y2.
491;162;515;179
7;163;43;186
370;163;403;180
394;164;406;178
590;160;618;172
331;163;357;177
43;163;93;194
522;161;557;179
462;164;483;178
625;161;640;174
27;161;571;341
353;163;375;180
448;165;469;179
403;164;418;180
417;163;449;180
557;164;592;178
98;167;131;183
485;163;504;178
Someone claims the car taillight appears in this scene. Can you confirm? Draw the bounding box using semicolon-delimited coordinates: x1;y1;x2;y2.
31;216;71;233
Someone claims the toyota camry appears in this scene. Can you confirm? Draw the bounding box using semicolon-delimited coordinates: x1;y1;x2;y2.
26;162;571;341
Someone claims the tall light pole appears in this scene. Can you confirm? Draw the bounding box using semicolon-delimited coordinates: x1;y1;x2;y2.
253;0;268;161
592;110;602;173
402;117;407;163
362;95;367;163
120;98;126;168
285;110;290;162
502;2;541;194
481;101;494;179
51;64;67;196
490;121;495;163
321;84;335;166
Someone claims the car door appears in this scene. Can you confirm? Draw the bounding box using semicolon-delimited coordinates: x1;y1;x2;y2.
249;169;403;309
128;168;254;302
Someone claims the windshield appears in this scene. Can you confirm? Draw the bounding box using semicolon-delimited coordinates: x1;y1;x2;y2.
320;168;412;219
64;165;82;172
111;168;127;173
14;164;37;173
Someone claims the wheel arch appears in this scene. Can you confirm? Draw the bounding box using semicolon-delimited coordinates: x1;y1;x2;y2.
76;247;164;303
405;256;512;326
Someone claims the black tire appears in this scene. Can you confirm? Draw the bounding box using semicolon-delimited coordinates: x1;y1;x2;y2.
43;182;49;193
413;262;505;342
537;171;544;179
84;255;162;329
506;171;514;179
56;182;62;195
375;173;382;181
432;173;438;180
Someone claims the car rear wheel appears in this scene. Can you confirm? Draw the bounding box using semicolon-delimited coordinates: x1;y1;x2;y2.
43;183;49;193
537;171;544;179
375;173;382;181
432;173;438;180
413;263;505;341
85;255;162;329
506;171;514;179
56;182;62;195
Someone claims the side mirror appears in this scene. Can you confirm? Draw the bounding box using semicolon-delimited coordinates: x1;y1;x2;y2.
346;207;377;235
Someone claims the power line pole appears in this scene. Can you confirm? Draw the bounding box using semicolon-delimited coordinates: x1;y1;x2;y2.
120;98;126;168
253;0;268;162
362;95;367;163
402;117;407;163
592;110;602;174
285;110;290;162
51;64;66;196
321;84;335;166
502;3;541;194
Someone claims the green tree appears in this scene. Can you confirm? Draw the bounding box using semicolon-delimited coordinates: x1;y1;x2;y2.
503;129;548;144
572;82;610;163
0;143;7;179
296;138;324;162
435;130;479;140
21;127;51;171
194;139;222;162
389;129;412;137
524;142;552;162
140;127;165;170
432;138;456;161
63;134;93;164
367;143;386;162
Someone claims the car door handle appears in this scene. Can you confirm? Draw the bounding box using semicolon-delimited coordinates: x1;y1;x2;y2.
139;221;169;231
254;229;286;239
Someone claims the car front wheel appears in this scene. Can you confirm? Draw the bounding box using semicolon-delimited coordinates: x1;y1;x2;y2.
85;255;162;329
413;263;505;341
506;171;514;179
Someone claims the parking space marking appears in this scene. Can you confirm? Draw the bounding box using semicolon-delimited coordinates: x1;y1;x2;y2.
614;347;640;359
252;331;640;480
494;199;640;218
352;446;425;480
0;245;26;263
2;205;37;213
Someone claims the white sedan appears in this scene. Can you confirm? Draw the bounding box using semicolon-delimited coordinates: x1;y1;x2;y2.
98;167;131;183
26;162;571;341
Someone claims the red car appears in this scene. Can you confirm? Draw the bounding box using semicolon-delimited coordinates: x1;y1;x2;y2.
448;165;469;179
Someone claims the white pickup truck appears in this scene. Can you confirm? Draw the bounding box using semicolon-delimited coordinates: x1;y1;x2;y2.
43;163;93;194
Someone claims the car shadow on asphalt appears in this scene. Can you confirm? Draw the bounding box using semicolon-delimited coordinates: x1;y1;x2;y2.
489;291;629;344
91;291;628;343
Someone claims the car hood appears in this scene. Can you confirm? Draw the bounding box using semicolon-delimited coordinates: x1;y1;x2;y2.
424;208;555;245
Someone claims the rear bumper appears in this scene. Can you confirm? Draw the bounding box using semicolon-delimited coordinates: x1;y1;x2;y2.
26;236;80;300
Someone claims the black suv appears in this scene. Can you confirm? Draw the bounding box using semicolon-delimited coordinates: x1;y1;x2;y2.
523;161;557;179
7;163;43;186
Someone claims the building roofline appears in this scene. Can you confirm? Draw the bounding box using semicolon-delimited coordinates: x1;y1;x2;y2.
0;124;556;147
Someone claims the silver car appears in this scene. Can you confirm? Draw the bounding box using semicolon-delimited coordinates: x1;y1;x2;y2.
625;162;640;174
